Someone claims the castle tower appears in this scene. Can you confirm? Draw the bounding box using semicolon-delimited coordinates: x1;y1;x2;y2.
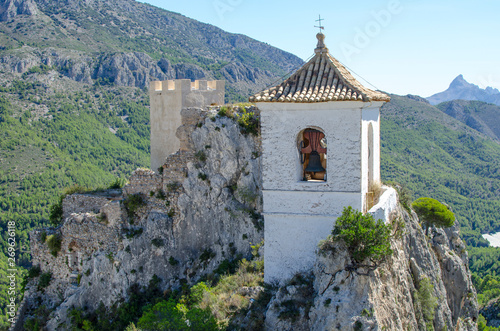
250;33;390;284
149;79;225;171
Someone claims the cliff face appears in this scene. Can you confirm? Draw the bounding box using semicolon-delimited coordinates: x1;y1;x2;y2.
25;106;263;329
264;205;478;331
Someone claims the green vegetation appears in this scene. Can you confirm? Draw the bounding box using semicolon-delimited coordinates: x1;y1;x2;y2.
413;277;438;330
137;298;219;330
46;233;62;257
412;197;455;235
380;94;500;309
381;94;500;239
123;193;146;220
330;206;392;267
66;250;266;330
236;108;260;136
38;272;52;290
478;314;500;331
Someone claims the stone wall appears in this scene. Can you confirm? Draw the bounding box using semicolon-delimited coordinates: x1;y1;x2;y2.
122;168;162;197
62;194;111;220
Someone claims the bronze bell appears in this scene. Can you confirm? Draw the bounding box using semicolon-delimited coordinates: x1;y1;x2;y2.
304;151;325;173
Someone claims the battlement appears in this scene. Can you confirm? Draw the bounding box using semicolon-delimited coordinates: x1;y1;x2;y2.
149;79;225;171
150;79;224;92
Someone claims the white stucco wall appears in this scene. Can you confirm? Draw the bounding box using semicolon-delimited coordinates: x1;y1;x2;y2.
368;186;398;223
258;101;366;193
263;214;336;284
149;79;224;171
263;191;361;216
361;103;383;209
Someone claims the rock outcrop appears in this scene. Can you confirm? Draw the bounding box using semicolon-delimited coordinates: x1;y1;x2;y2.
0;0;38;21
24;106;264;329
265;205;478;330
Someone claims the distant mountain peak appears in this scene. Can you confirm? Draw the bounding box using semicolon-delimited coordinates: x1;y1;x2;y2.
427;74;500;106
449;74;469;88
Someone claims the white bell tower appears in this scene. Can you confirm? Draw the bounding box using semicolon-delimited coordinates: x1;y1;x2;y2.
250;32;390;284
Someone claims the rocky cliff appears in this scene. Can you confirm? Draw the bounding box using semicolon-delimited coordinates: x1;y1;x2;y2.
22;106;264;329
265;204;478;330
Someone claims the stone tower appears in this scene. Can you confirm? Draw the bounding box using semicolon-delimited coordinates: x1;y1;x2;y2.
250;33;391;284
149;79;225;171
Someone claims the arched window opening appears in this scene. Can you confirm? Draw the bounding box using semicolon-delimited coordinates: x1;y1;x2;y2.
299;128;327;182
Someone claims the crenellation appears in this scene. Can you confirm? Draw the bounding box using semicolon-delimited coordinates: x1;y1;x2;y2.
149;79;223;93
149;79;224;171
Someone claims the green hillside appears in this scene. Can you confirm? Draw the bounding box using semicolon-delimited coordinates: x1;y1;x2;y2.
381;94;500;240
380;94;500;307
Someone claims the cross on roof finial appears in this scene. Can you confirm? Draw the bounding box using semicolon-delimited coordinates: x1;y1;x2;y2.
315;15;324;33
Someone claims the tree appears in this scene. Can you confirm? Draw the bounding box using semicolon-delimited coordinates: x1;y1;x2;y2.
331;206;393;270
411;197;455;235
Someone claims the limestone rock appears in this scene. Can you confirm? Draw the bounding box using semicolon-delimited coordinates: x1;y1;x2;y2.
0;0;38;21
26;106;263;330
265;205;478;331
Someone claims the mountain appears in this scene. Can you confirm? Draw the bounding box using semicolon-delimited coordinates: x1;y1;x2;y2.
427;74;500;106
380;94;500;243
436;100;500;142
0;0;303;100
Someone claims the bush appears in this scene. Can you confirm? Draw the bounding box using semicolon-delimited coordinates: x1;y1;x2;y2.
413;277;438;327
108;177;127;189
411;197;455;235
46;233;62;257
236;109;259;136
332;207;392;266
123;193;146;219
38;272;52;290
137;299;219;331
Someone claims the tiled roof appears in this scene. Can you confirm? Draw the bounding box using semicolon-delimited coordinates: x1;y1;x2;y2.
249;33;390;103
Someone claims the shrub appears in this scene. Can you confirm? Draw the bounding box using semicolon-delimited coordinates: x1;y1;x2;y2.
28;265;41;279
124;227;143;239
414;277;438;327
137;299;219;331
123;193;146;219
411;197;455;235
332;206;392;267
195;150;207;163
236;109;259;136
38;272;52;290
168;256;179;266
151;238;164;247
108;177;127;189
217;106;233;118
46;233;62;257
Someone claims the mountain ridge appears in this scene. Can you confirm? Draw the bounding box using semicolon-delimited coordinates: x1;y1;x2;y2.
0;0;304;100
427;74;500;106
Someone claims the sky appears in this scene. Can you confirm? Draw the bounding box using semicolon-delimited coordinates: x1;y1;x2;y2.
139;0;500;97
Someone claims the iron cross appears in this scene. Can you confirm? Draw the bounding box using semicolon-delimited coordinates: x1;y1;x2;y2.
315;15;325;33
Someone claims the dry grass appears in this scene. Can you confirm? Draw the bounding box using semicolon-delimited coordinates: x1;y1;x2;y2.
197;259;264;327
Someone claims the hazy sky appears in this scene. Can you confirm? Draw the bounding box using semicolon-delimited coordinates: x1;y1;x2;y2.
139;0;500;97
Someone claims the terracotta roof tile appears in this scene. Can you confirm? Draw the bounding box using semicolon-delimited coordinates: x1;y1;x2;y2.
250;33;390;103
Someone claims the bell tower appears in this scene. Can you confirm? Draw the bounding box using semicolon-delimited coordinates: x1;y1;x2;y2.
250;32;390;284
